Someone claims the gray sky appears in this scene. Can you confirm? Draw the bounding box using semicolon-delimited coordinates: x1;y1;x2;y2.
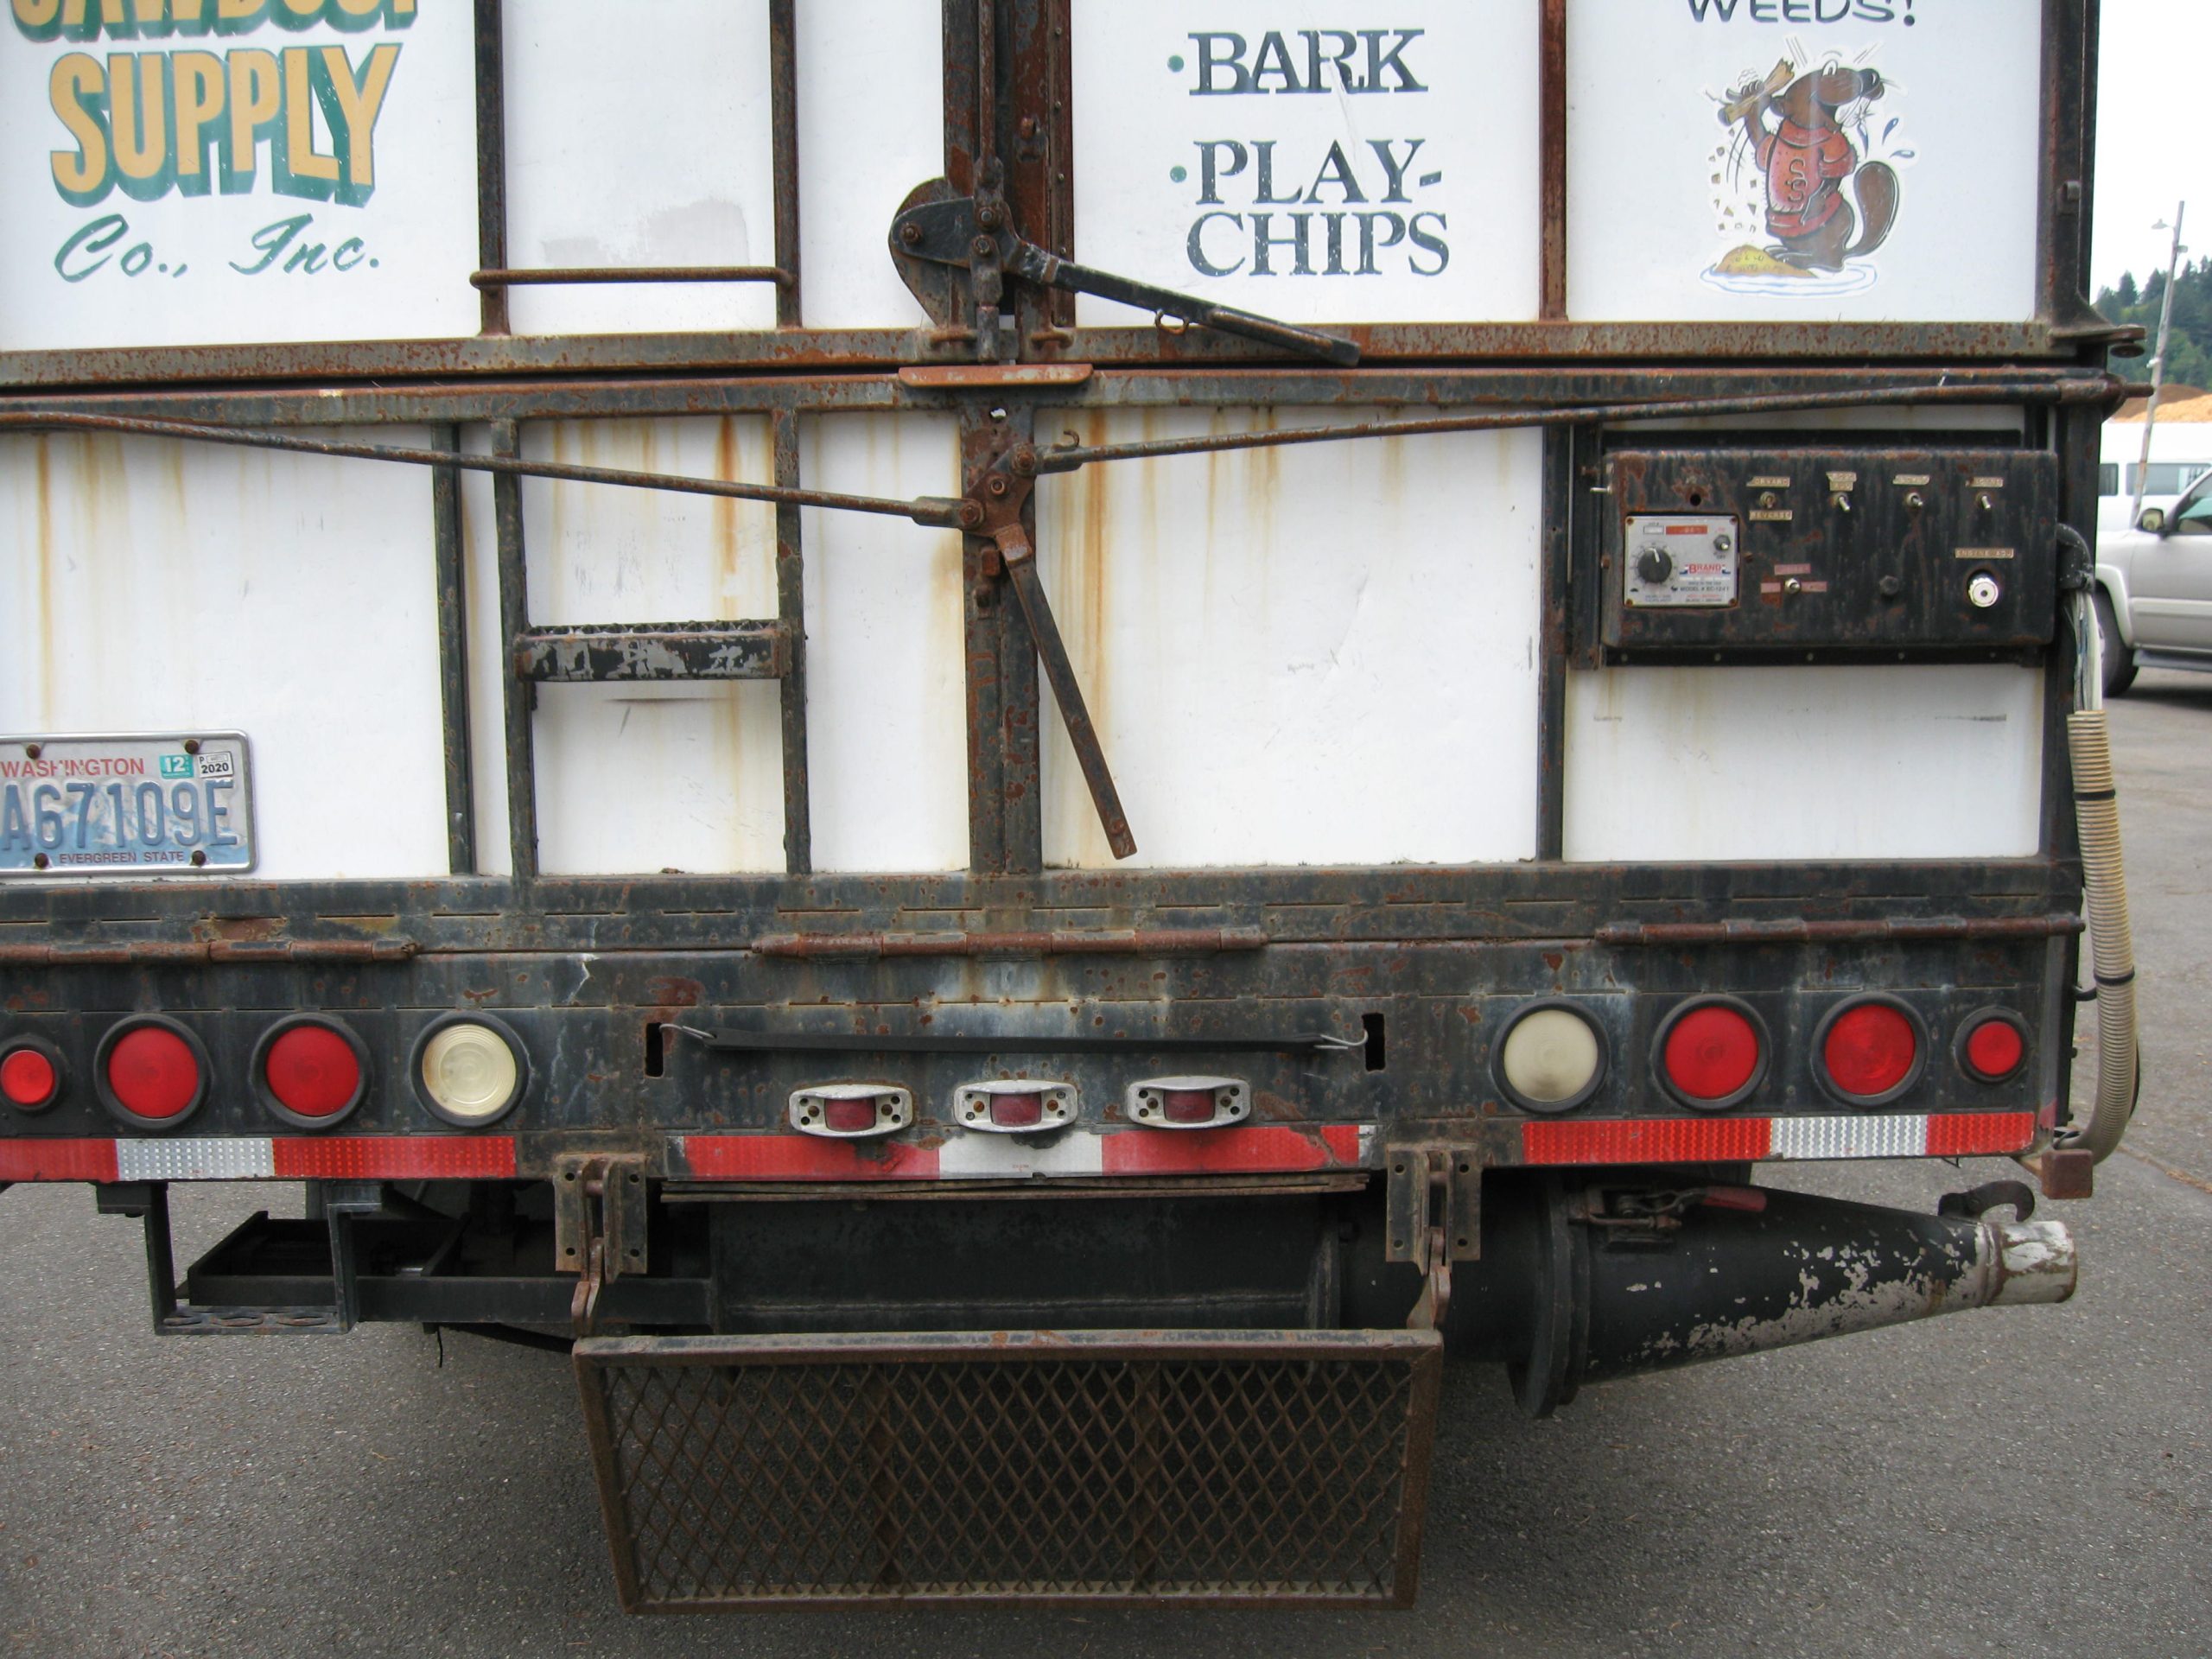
2093;0;2210;294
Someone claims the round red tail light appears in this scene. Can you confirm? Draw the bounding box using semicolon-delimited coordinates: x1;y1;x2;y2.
1;1042;62;1111
1960;1013;2027;1083
1819;999;1923;1105
257;1020;368;1126
98;1020;207;1128
1658;1001;1764;1109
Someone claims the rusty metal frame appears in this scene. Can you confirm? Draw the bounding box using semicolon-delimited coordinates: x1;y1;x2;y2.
0;363;2114;887
0;0;2113;388
0;0;2110;1177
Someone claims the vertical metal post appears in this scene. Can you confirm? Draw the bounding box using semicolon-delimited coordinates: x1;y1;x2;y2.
2035;0;2102;335
491;419;539;881
2048;402;2103;863
943;0;978;194
140;1184;177;1328
2130;204;2186;528
961;410;1041;874
773;410;812;874
429;423;478;875
767;0;802;329
1007;0;1073;340
474;0;511;337
1538;0;1568;321
1535;427;1571;859
974;0;999;188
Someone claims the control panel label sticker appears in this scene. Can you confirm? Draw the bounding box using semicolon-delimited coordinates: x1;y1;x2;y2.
1624;512;1739;608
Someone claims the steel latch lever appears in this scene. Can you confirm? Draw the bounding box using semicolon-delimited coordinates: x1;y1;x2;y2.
991;522;1137;859
889;193;1360;366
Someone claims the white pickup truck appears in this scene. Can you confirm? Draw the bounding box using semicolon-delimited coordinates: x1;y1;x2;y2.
2095;479;2212;693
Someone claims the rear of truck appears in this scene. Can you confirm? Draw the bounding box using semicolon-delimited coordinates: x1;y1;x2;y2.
0;0;2135;1611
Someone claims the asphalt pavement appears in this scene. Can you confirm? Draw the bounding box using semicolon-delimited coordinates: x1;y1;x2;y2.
3;674;2208;1659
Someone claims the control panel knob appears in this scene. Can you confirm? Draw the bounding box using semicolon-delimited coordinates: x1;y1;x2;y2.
1637;546;1674;585
1967;571;2002;609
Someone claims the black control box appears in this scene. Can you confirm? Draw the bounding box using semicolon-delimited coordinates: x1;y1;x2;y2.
1572;446;2059;665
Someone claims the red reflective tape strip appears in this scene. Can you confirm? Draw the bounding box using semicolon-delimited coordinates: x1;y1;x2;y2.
683;1135;939;1181
1522;1117;1776;1166
1101;1123;1362;1175
1924;1111;2037;1158
270;1137;517;1180
0;1139;119;1182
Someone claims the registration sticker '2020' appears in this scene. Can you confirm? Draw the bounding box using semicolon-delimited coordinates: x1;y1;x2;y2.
0;732;254;877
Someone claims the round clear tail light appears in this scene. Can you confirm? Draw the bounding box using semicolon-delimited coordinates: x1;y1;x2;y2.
254;1017;369;1128
1957;1010;2029;1084
1494;1002;1606;1114
410;1015;527;1128
1816;997;1924;1106
95;1017;209;1130
1655;1000;1766;1111
0;1038;64;1113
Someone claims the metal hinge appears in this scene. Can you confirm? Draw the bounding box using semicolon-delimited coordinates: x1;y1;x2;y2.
1385;1147;1483;1330
556;1154;651;1336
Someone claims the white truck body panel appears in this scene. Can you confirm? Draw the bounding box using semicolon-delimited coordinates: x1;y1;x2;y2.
1563;664;2044;862
3;429;448;879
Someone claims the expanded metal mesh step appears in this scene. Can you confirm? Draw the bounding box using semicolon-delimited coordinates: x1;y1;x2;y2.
574;1327;1442;1610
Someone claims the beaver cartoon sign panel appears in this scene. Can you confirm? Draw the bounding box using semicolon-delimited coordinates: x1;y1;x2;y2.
1567;0;2042;322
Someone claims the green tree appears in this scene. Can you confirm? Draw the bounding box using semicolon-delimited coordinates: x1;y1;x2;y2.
2097;258;2212;387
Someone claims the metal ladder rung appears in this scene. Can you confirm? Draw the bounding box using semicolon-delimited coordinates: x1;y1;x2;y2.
512;620;792;683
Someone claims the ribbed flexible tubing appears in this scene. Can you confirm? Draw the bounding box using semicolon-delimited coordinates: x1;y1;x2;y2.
2066;708;2138;1161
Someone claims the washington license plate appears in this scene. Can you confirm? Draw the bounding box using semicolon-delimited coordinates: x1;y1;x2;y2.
0;733;255;878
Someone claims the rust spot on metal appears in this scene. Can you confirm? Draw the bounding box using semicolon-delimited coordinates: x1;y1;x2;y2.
752;928;1264;959
200;916;285;944
1596;914;2082;947
899;365;1093;389
645;976;704;1008
0;938;415;966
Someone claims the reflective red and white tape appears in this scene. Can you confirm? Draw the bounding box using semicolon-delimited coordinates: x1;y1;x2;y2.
679;1124;1371;1181
0;1112;2037;1186
1521;1111;2038;1166
0;1136;517;1184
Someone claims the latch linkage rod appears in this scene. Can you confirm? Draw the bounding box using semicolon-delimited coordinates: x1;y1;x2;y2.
0;410;967;528
1032;377;2123;472
6;380;2113;517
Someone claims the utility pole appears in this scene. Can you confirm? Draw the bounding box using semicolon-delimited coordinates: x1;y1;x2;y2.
2132;202;2188;528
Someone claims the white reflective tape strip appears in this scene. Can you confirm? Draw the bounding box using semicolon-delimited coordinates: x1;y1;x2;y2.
114;1137;276;1181
937;1129;1107;1179
1767;1115;1930;1161
1357;1124;1378;1168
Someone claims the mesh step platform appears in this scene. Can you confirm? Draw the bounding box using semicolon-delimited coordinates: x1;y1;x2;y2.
574;1327;1443;1610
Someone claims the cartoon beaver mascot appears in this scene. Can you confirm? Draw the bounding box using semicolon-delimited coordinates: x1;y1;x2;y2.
1721;62;1900;272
